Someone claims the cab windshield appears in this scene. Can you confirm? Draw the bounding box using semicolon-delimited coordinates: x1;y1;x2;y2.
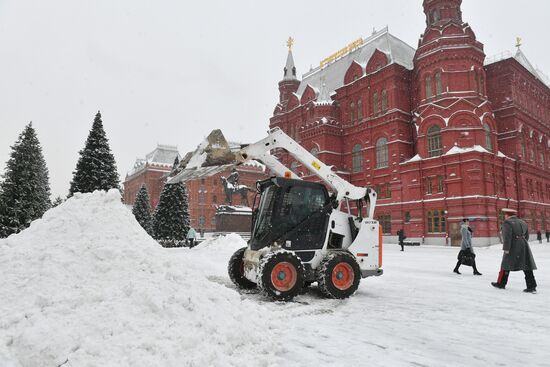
250;179;329;250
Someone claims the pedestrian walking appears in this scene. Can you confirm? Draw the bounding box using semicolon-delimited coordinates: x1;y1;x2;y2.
397;229;406;252
546;229;550;243
537;230;542;244
491;209;537;293
453;219;482;275
187;227;197;248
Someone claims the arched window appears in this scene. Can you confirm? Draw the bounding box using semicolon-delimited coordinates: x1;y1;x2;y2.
350;102;355;123
435;71;442;96
381;90;388;112
483;123;492;152
373;92;379;115
520;139;526;159
432;9;440;23
425;75;433;99
376;137;389;168
427;125;442;157
352;144;363;173
357;99;363;120
310;147;319;157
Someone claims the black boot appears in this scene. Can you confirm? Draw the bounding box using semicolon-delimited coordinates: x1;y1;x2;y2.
524;271;537;293
491;282;505;289
453;260;461;274
473;261;482;275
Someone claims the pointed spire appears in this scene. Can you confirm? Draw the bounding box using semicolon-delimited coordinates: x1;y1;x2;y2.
316;81;332;105
283;37;297;81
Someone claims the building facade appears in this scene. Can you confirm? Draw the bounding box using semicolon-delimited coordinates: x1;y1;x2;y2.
123;144;180;208
270;0;550;246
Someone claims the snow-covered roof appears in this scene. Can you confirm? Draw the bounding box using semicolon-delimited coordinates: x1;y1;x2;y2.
145;144;180;165
404;154;422;163
127;144;180;176
296;27;415;98
401;145;502;164
485;48;550;88
445;145;490;156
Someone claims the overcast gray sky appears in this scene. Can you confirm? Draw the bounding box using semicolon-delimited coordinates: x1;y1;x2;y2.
1;0;549;198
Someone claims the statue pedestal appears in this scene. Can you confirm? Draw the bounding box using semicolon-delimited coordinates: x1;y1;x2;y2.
215;205;253;233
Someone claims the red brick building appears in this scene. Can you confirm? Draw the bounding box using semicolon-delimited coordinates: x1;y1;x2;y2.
270;0;550;246
123;144;180;208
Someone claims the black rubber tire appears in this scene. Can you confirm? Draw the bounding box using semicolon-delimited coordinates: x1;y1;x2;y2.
258;251;304;301
317;252;361;299
228;247;256;290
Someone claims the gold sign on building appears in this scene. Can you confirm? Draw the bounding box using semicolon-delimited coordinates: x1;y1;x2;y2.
320;38;364;68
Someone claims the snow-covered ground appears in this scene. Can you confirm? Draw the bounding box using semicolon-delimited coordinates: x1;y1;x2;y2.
1;190;549;366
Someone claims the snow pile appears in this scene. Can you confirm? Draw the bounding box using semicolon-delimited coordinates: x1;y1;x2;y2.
0;190;284;367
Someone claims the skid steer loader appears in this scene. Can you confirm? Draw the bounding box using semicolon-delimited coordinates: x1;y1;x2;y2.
228;128;382;301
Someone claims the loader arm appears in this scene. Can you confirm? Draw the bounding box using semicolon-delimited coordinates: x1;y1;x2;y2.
235;127;377;218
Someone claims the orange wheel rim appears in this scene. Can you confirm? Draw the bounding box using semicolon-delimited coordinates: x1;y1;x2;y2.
332;263;354;290
271;262;297;292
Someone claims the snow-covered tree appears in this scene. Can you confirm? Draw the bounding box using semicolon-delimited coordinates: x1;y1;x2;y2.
132;185;153;235
51;196;64;208
169;156;181;177
152;182;190;247
68;111;119;197
0;123;51;238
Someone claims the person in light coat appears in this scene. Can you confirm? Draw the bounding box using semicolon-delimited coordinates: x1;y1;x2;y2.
187;227;197;248
453;219;482;275
492;209;537;293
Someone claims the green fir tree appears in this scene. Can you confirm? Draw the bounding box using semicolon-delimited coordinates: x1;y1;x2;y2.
169;156;182;177
69;111;120;196
152;182;190;247
0;123;51;238
132;184;153;235
51;196;64;208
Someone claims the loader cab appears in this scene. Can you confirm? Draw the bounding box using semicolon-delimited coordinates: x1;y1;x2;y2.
249;177;332;251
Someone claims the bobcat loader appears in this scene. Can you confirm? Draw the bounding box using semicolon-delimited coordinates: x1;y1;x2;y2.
228;128;382;301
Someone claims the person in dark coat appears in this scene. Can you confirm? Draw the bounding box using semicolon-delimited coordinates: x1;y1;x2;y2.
397;229;406;252
537;230;542;244
453;219;482;275
492;209;537;293
546;230;550;243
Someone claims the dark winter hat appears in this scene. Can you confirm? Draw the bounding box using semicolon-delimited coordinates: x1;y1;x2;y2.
462;218;469;222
